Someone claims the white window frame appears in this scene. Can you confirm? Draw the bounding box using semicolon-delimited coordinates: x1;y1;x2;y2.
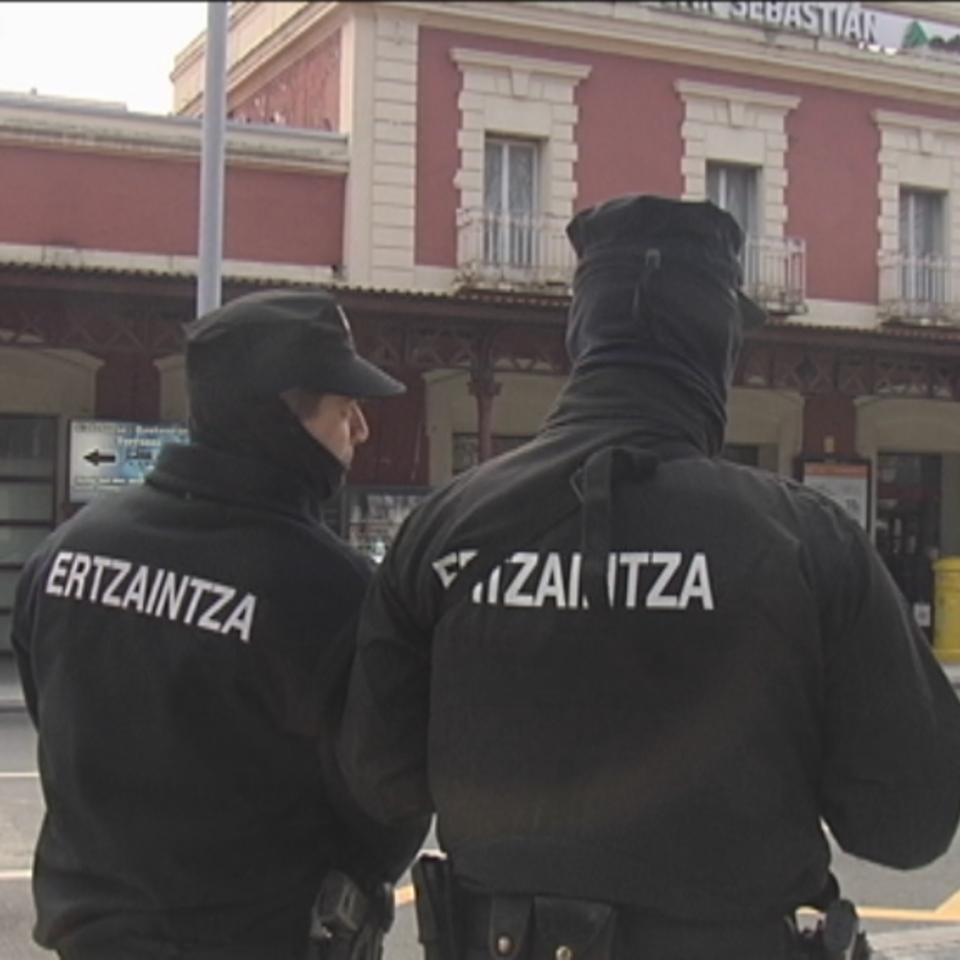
899;187;948;305
484;136;540;267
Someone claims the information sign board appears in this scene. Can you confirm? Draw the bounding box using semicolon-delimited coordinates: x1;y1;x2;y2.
799;459;871;531
69;420;189;503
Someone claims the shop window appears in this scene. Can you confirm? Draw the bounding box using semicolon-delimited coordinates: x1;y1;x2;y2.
484;137;539;268
876;452;941;639
899;188;947;304
323;487;432;563
0;415;57;651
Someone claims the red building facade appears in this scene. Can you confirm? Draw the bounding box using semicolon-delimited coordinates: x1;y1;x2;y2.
3;1;960;649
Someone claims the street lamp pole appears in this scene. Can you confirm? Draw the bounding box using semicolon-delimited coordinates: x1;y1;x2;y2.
196;1;229;317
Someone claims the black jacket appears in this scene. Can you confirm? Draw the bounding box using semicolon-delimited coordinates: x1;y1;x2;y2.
338;368;960;925
13;443;427;955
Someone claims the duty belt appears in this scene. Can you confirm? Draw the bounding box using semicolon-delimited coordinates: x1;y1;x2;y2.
459;892;797;960
413;855;870;960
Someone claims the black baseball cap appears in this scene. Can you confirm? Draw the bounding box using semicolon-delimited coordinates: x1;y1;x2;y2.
184;288;405;400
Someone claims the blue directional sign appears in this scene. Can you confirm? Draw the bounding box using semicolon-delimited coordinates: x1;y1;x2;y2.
69;420;189;503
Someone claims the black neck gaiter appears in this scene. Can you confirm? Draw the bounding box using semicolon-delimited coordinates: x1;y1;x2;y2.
188;394;347;507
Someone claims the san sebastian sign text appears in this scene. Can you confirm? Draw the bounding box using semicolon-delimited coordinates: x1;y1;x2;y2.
659;3;879;45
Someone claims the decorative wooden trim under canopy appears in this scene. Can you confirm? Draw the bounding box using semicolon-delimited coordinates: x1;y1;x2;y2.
2;264;960;401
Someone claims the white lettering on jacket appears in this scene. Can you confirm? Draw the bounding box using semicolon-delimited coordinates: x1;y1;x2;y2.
432;549;714;611
44;550;258;642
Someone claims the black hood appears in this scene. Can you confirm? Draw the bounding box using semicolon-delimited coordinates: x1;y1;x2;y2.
563;195;765;455
188;393;346;509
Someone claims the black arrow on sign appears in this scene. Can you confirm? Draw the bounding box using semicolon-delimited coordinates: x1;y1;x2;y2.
84;449;117;466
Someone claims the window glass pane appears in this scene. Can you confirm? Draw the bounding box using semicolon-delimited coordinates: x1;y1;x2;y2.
899;190;911;255
705;163;756;235
920;193;943;256
0;482;54;521
706;164;722;205
0;570;19;608
726;167;755;235
0;527;50;564
507;144;535;215
484;141;504;212
899;190;947;303
0;416;56;478
900;190;945;257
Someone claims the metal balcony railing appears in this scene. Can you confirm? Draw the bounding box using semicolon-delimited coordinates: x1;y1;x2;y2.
456;209;807;315
456;209;576;289
741;235;807;315
878;252;960;325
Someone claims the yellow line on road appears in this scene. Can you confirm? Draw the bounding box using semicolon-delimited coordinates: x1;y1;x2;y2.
934;886;960;919
858;907;960;923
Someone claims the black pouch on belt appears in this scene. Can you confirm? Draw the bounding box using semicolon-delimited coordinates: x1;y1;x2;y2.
487;896;617;960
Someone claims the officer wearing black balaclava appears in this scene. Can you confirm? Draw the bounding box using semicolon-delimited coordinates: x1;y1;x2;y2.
12;289;429;960
336;196;960;960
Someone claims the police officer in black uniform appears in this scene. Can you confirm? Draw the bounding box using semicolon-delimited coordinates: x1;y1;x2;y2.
336;197;960;960
12;289;429;960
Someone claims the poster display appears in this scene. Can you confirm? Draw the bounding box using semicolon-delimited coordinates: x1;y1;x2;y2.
69;420;189;503
799;459;871;531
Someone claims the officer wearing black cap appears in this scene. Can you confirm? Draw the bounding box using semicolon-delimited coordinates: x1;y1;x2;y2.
336;197;960;960
12;289;429;960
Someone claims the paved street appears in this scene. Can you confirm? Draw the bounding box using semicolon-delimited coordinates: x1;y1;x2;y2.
3;657;960;959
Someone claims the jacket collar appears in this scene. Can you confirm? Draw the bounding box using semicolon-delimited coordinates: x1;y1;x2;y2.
147;443;323;523
540;363;720;457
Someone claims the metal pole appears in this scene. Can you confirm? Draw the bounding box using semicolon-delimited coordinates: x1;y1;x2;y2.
196;1;229;317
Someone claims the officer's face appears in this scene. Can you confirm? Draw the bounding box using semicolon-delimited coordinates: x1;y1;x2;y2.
283;389;370;466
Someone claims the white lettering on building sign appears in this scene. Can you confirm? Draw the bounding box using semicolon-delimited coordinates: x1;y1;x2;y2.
659;2;879;45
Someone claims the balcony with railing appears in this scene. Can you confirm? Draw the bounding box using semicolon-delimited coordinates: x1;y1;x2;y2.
879;253;960;325
456;209;576;290
740;235;806;315
455;209;807;314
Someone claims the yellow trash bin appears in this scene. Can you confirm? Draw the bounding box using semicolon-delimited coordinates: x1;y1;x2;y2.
934;557;960;663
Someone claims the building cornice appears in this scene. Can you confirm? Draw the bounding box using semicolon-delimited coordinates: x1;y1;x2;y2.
675;80;800;111
172;2;960;120
174;2;341;117
0;242;338;285
393;1;960;110
0;98;349;173
873;108;960;136
451;46;591;80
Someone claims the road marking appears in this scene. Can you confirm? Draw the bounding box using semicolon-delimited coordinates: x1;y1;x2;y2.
934;886;960;920
858;907;960;923
0;870;31;881
0;772;39;779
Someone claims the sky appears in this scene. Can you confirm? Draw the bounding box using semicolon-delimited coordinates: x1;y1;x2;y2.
0;2;210;115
